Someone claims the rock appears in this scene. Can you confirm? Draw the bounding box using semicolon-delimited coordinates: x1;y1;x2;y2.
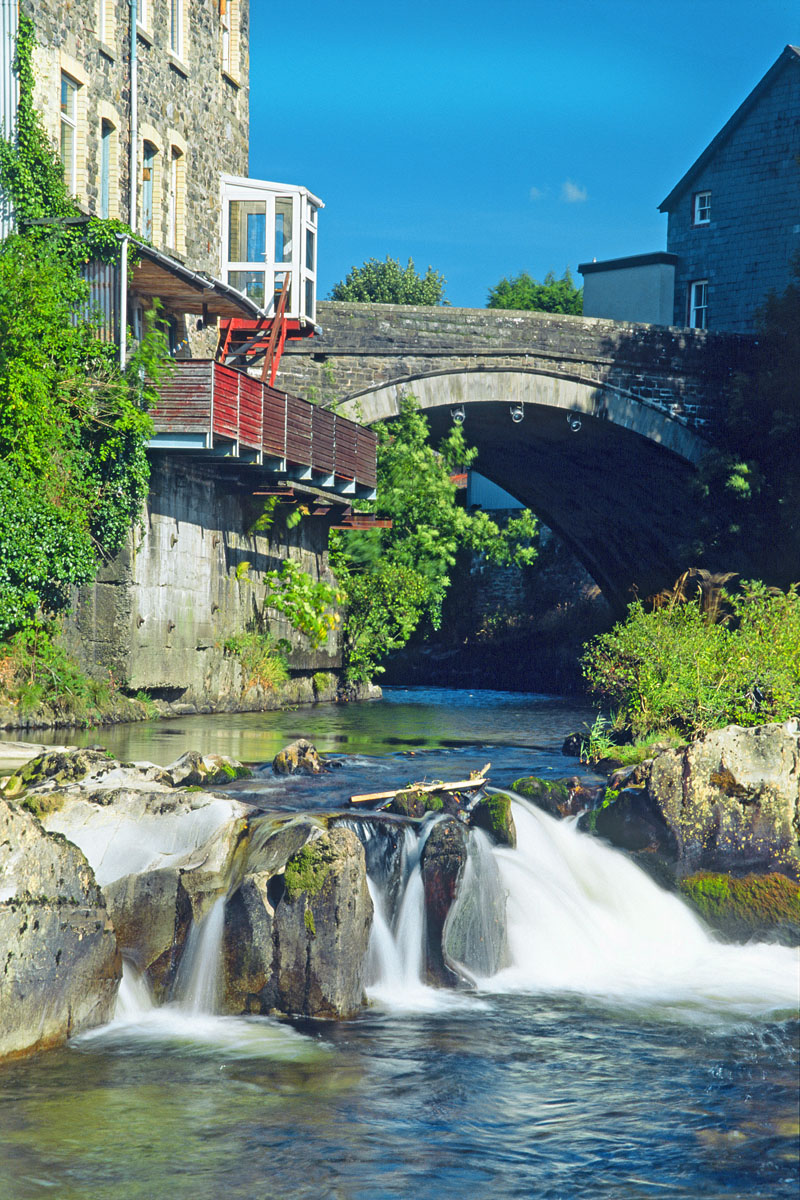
510;775;596;821
166;750;252;787
104;815;250;1000
272;738;323;775
223;826;372;1018
678;872;800;945
0;740;77;773
470;792;518;847
420;817;468;985
388;787;450;819
643;720;800;880
0;797;121;1061
578;786;680;887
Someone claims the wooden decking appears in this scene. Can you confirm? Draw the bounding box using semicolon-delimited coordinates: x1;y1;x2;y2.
149;360;377;495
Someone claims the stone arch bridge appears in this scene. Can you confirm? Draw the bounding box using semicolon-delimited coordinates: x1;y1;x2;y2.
278;302;757;612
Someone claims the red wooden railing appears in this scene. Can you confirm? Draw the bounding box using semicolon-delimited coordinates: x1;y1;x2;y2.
150;360;377;490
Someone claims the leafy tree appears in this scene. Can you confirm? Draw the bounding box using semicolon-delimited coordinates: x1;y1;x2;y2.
487;268;583;314
687;256;800;584
330;256;448;305
330;397;538;680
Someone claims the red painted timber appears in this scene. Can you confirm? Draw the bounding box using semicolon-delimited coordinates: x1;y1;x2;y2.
238;372;263;450
286;394;312;465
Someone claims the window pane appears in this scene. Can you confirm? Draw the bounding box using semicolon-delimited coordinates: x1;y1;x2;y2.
100;121;112;218
305;228;314;271
305;278;314;320
228;201;265;262
60;125;74;190
275;197;293;263
229;270;265;306
61;75;76;117
273;271;291;312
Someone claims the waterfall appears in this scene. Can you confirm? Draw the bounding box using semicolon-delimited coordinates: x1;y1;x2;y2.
173;895;227;1015
443;827;509;982
484;797;799;1019
114;960;155;1021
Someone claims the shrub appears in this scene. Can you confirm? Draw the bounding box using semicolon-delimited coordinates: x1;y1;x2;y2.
582;582;800;737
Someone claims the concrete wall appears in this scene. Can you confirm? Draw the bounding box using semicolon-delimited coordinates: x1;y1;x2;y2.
65;457;340;709
24;0;249;276
664;51;800;332
580;256;676;325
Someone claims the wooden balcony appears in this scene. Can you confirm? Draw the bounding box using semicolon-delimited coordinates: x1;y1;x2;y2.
149;360;377;496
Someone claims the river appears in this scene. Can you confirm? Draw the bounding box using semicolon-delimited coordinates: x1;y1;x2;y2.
2;687;798;1200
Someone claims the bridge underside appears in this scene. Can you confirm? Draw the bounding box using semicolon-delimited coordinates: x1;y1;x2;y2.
427;402;698;614
340;372;709;615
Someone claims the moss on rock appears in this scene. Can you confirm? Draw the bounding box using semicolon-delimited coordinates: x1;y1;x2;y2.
283;838;336;900
679;871;800;945
470;792;517;848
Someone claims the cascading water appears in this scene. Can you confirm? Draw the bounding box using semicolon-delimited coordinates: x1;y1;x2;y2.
173;895;227;1015
479;796;799;1019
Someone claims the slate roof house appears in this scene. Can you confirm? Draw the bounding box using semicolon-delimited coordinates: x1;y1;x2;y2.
659;43;800;333
581;45;800;333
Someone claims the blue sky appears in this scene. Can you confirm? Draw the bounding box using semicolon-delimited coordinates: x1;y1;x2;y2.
249;0;798;308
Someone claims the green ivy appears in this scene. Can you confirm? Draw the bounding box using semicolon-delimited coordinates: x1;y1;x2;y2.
0;15;169;640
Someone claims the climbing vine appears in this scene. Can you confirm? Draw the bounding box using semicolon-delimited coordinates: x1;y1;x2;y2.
0;14;169;640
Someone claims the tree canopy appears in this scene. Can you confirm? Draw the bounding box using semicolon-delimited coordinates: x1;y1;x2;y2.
486;268;583;314
686;255;800;585
330;256;448;305
330;397;538;680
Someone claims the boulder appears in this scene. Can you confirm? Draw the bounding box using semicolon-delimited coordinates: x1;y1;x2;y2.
0;797;121;1061
272;738;324;775
643;720;800;880
103;814;250;1001
166;750;252;787
223;826;372;1018
470;792;518;847
678;872;800;945
420;817;468;985
510;775;600;821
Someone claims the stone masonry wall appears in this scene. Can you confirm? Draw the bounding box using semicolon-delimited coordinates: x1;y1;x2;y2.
665;52;800;333
279;302;757;435
64;456;340;708
25;0;249;277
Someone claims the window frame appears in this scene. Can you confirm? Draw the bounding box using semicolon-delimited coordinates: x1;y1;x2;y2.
693;190;711;226
60;73;79;194
169;0;184;59
688;279;709;329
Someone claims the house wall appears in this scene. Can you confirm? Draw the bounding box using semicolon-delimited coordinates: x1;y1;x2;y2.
665;53;800;332
581;258;676;325
23;0;249;276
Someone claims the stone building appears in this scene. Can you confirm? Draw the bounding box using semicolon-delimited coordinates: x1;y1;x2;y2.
659;43;800;333
20;0;249;277
581;45;799;333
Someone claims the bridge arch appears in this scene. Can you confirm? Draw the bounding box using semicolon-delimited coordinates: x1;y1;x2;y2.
339;367;711;614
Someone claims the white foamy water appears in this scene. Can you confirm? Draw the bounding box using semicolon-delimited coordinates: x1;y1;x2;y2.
366;826;489;1014
482;797;800;1020
173;895;227;1015
76;960;321;1061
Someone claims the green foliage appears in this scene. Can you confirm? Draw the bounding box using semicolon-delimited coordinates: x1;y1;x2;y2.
0;17;166;641
487;268;583;314
688;254;800;582
329;397;538;681
0;621;115;720
330;256;448;305
582;582;800;738
222;631;289;692
263;559;343;650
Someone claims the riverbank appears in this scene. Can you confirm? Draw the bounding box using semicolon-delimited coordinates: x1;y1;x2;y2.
0;675;382;735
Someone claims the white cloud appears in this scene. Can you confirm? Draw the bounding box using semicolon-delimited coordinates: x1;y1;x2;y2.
529;185;545;201
561;179;587;204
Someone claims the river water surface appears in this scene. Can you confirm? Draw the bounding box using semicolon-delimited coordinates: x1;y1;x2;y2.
2;687;798;1199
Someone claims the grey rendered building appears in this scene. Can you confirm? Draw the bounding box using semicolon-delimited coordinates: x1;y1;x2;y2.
659;44;800;333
